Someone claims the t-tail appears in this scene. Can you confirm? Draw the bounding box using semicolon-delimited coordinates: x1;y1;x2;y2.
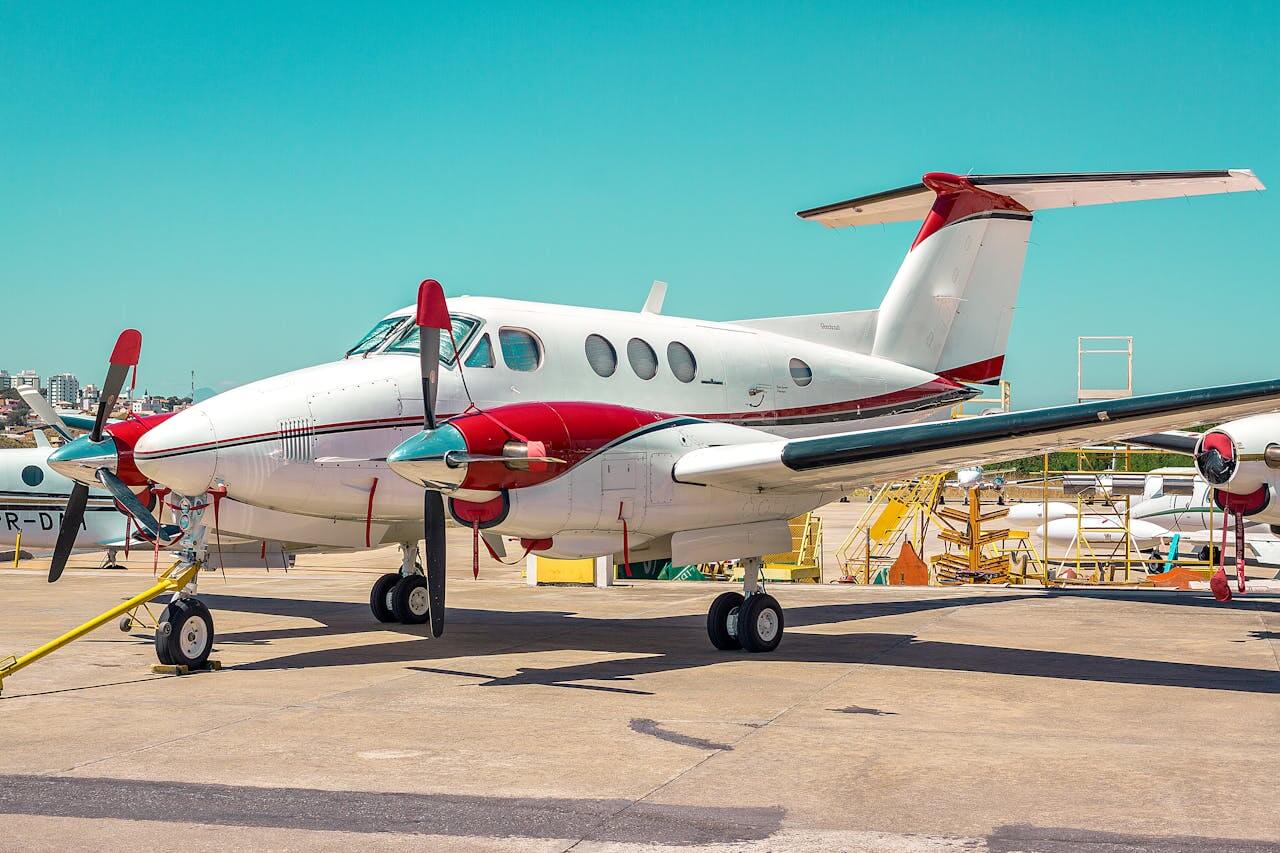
759;169;1264;385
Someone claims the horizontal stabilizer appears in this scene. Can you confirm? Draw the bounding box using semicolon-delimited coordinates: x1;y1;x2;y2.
798;169;1264;228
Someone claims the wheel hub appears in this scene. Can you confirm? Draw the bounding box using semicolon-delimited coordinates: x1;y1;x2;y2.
407;586;430;616
755;608;778;643
179;615;208;658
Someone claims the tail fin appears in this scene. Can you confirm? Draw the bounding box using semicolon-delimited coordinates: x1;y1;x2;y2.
797;169;1263;384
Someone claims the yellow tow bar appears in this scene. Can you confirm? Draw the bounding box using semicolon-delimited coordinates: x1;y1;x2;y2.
0;559;202;696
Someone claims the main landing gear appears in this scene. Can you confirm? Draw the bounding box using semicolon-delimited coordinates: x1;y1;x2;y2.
706;556;784;653
369;543;432;626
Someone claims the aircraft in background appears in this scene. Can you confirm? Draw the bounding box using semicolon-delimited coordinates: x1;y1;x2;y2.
46;168;1272;667
0;426;134;568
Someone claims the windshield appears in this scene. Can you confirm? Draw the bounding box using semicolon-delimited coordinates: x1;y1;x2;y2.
385;315;482;366
345;316;410;357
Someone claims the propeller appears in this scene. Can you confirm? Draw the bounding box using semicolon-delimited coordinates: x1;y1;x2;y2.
16;387;73;442
416;279;453;637
47;329;142;582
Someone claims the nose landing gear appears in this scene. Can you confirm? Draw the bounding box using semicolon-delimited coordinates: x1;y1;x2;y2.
705;556;784;653
155;597;214;669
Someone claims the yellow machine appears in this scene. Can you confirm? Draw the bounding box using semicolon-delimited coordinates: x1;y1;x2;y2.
932;488;1017;584
0;559;204;696
730;513;823;583
836;475;945;583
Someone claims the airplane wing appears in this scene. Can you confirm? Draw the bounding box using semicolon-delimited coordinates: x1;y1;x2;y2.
673;380;1280;494
797;169;1264;228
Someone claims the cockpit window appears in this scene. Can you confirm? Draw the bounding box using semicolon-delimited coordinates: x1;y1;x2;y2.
465;333;495;368
385;315;481;366
345;316;409;357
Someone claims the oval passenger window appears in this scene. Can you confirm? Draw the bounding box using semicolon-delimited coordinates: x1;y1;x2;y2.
667;342;696;383
789;358;813;387
627;338;658;380
585;334;618;377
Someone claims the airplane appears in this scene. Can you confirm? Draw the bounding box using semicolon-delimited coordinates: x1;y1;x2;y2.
43;168;1271;668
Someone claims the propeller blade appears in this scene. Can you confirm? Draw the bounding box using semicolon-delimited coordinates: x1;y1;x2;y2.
93;330;142;442
49;482;90;582
416;279;450;430
95;468;167;541
17;387;73;442
424;491;447;638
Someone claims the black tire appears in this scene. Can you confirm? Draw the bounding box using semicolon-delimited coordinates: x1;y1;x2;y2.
706;591;744;651
738;593;784;653
1197;545;1217;563
392;574;431;625
370;573;400;623
155;598;214;669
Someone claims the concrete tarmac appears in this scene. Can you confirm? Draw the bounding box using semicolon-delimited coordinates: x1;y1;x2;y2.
0;539;1278;851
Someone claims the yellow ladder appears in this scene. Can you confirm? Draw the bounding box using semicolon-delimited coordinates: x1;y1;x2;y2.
836;474;945;583
731;514;824;582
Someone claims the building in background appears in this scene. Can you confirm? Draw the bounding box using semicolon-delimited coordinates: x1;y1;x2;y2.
79;384;100;412
0;371;11;391
14;370;39;391
47;373;80;409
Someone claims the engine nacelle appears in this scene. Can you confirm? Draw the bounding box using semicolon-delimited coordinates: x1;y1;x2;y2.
436;407;821;561
1193;416;1279;515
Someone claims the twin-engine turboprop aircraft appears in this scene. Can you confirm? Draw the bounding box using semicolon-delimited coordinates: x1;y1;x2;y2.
44;168;1272;666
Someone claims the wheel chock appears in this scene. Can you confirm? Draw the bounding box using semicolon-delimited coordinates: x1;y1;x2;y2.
151;659;222;676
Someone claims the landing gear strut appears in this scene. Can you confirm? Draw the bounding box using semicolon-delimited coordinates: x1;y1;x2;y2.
706;556;784;653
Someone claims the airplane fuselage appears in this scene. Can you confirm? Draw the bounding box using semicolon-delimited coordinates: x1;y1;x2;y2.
136;296;973;525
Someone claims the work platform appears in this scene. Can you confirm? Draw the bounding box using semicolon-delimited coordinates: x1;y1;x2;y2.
1;542;1278;850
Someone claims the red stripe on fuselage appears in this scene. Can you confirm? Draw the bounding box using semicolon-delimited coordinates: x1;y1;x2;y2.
135;380;964;459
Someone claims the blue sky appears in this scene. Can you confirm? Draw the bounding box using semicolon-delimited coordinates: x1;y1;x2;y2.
1;2;1275;408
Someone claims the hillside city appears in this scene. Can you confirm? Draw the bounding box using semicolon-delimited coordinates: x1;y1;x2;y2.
0;368;191;442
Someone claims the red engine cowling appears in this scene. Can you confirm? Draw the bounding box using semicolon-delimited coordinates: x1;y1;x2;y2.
448;401;670;492
104;412;177;487
1194;419;1278;516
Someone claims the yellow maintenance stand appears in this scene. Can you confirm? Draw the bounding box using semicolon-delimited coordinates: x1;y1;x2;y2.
0;559;205;696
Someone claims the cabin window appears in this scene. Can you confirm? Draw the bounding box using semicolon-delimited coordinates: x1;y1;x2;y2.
627;338;658;380
789;358;813;386
585;334;617;377
465;333;495;368
385;315;481;366
667;342;697;383
499;328;543;372
345;316;408;357
21;465;43;487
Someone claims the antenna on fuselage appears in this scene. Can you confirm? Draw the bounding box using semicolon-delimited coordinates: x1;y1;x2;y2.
641;280;667;314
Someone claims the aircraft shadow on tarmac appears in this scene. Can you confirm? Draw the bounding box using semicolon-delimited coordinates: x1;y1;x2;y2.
189;590;1280;696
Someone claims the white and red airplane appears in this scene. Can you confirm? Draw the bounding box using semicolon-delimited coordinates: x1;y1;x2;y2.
44;168;1272;667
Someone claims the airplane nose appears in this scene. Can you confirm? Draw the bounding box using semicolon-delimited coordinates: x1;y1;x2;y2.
134;407;218;495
